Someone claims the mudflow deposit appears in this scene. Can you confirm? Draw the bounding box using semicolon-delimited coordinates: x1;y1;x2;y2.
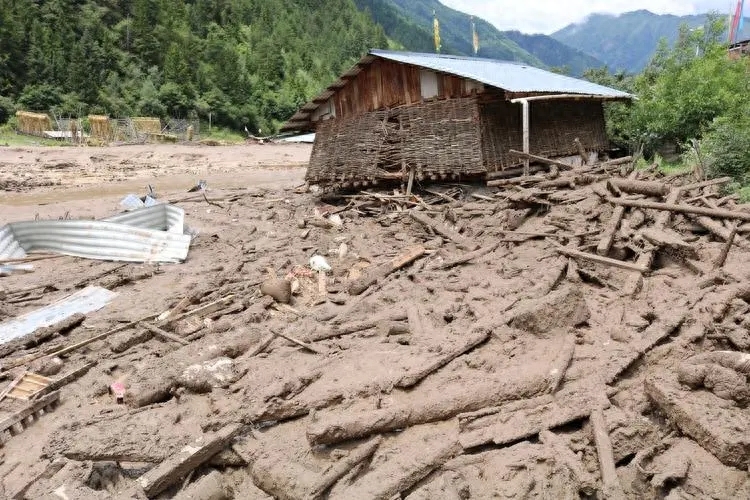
0;143;749;499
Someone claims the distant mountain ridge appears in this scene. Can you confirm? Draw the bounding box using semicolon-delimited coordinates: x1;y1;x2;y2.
553;9;750;72
355;0;606;75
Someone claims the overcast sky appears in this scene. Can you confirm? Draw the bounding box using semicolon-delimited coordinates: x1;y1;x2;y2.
440;1;741;34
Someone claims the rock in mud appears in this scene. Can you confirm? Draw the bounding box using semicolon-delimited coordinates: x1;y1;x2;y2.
509;285;590;336
260;279;292;304
179;357;239;393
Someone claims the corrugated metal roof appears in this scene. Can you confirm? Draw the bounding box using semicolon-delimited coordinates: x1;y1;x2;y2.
370;50;631;98
0;204;191;263
281;49;632;131
0;286;117;344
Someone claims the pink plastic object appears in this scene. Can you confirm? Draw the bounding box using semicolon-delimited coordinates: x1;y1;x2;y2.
110;381;126;404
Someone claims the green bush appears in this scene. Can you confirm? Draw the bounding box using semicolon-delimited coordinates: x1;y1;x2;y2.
701;114;750;184
0;95;15;124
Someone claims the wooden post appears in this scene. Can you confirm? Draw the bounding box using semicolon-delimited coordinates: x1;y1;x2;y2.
714;223;738;269
521;100;530;176
406;166;415;196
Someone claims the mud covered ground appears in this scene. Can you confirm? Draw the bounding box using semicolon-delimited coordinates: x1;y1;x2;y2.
0;144;748;499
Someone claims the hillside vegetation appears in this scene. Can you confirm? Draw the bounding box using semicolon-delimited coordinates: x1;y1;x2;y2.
585;15;750;190
0;0;387;132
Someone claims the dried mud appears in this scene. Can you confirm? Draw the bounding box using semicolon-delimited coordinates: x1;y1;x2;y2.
0;144;748;499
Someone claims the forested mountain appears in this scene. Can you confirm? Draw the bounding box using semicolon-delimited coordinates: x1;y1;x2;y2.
356;0;605;75
500;31;604;75
553;10;750;72
0;0;387;131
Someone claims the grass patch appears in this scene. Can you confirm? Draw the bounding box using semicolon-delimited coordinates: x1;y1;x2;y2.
0;125;66;147
199;126;246;144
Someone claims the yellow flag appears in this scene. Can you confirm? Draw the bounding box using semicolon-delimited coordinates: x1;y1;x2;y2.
472;18;479;55
433;11;441;53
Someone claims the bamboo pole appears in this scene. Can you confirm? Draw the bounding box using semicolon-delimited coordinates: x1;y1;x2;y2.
608;198;750;222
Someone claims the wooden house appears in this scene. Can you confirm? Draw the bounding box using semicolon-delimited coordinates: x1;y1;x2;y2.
282;50;631;188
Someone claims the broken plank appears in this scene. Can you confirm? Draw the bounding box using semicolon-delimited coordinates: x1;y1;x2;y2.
591;408;626;499
428;242;500;270
555;247;647;273
137;424;242;498
713;223;738;269
409;212;471;248
310;311;407;342
31;362;96;399
459;387;610;449
395;329;490;388
271;328;327;355
308;436;383;499
508;149;575;170
348;246;425;296
333;440;461;500
141;322;190;346
0;390;60;438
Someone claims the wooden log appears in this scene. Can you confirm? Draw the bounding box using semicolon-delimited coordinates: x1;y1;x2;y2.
486;175;545;187
137;424;242;498
597;205;626;256
508;149;575;170
714;223;738;269
334;440;461;500
409;212;471;248
485;164;549;180
622;188;682;295
307;347;572;446
591;408;626;499
679;176;732;192
348;246;425;296
640;228;698;259
555;247;647;273
141;323;190;346
308;436;383;499
271;329;326;355
601;156;633;167
609;198;750;222
539;430;597;495
429;242;500;270
691;216;750;249
310;311;407;342
608;179;670;197
395;329;490;388
458;387;610;449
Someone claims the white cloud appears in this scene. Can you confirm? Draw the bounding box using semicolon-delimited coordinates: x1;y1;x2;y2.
440;0;738;34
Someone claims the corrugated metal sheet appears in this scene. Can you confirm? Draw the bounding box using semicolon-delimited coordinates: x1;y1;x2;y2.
0;286;117;344
281;49;632;132
370;50;632;98
0;204;191;263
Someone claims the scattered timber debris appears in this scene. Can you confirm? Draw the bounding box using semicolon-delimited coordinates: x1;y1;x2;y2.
1;155;750;499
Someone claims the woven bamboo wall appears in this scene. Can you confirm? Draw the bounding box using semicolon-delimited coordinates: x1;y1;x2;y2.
394;97;483;181
480;98;608;172
306;97;484;187
15;111;51;136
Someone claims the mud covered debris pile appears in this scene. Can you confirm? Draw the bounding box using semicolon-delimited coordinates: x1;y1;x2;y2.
0;158;749;499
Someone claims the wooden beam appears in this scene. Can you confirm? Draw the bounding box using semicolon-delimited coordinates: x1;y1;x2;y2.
508;149;575;170
138;424;242;498
608;198;750;222
555;247;647;273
